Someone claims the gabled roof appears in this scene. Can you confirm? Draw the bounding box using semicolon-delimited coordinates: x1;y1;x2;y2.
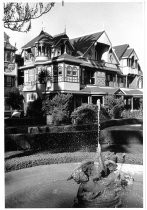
115;88;143;96
113;44;129;60
4;32;17;51
4;32;9;42
22;30;53;49
122;48;134;58
53;32;69;46
70;31;104;55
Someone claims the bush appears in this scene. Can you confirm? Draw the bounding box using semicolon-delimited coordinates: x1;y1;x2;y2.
42;93;73;125
52;108;69;126
104;95;125;119
42;93;73;115
71;104;110;125
26;97;44;117
121;109;143;119
6;87;24;110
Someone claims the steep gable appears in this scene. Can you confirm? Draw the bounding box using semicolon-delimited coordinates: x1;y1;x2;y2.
122;48;138;60
113;44;129;60
70;31;104;55
4;32;17;51
22;30;53;49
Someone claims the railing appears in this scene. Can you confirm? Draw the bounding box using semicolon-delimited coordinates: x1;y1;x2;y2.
24;53;35;66
120;66;138;75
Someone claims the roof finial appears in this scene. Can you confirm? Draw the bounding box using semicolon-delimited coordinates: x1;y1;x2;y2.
64;25;66;34
42;21;45;31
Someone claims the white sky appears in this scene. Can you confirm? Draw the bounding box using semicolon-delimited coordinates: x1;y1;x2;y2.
4;1;145;68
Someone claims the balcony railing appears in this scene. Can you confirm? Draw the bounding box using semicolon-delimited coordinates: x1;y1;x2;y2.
24;53;35;66
120;66;138;75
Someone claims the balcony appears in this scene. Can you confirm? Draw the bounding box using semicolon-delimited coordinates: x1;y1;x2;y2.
24;53;35;66
35;55;50;62
121;66;138;75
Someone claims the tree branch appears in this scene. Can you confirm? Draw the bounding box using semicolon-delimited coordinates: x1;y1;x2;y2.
3;3;55;32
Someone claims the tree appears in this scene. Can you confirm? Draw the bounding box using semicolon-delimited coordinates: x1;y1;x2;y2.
104;95;125;119
6;87;24;110
3;3;55;32
42;93;73;115
37;68;52;98
42;93;73;125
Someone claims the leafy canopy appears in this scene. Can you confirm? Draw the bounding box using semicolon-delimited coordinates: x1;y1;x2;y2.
3;3;55;32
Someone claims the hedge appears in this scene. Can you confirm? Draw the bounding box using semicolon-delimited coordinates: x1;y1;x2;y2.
5;117;46;127
5;128;143;152
28;118;143;134
5;131;98;152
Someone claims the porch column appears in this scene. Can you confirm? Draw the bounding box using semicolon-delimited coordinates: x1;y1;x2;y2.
102;96;105;106
126;76;128;88
88;96;92;104
40;44;43;55
131;97;134;111
121;95;124;101
115;74;118;87
45;46;47;56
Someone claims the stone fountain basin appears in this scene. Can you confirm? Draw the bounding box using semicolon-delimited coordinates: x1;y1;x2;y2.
5;163;143;208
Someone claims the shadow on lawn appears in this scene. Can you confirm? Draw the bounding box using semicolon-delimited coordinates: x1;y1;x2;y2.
5;150;40;160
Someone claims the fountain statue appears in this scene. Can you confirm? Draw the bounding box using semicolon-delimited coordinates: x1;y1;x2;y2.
67;100;134;208
68;145;134;208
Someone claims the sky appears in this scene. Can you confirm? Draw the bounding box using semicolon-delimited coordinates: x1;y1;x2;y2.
4;1;145;68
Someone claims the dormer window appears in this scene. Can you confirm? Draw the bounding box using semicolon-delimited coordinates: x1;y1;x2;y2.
35;41;51;61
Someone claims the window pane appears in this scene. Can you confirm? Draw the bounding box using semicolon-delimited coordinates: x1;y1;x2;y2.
73;67;78;76
58;66;63;75
66;66;72;76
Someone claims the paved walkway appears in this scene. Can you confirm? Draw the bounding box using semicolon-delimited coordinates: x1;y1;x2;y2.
5;163;143;208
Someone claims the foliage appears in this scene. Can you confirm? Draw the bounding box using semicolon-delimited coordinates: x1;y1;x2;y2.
3;3;55;32
38;69;52;84
26;97;44;117
71;104;96;125
71;104;110;125
121;109;143;119
42;93;73;115
104;95;125;119
52;108;69;126
38;69;52;97
6;87;24;110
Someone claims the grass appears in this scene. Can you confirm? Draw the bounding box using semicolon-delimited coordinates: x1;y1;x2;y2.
5;144;143;173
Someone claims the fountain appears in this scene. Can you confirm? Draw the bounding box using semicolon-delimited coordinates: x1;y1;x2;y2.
67;100;134;208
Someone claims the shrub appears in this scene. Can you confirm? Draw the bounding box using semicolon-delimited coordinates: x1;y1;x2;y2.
71;104;110;125
42;93;73;115
104;95;125;119
26;97;44;118
52;108;69;126
121;109;143;119
6;87;24;110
